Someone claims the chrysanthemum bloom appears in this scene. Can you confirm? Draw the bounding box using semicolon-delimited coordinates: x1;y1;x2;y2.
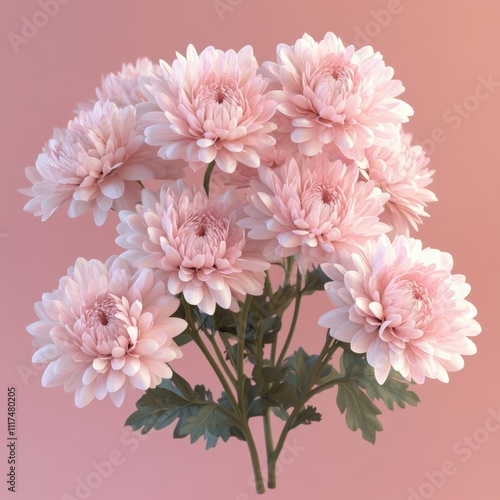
96;57;162;107
359;127;437;236
21;101;182;226
318;235;481;384
239;155;390;273
262;32;414;161
137;45;277;173
211;145;292;197
27;257;186;408
116;180;270;314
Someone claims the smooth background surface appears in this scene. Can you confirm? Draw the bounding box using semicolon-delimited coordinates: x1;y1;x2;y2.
1;1;499;499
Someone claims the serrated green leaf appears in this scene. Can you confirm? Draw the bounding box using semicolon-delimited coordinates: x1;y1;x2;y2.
271;406;289;421
290;405;322;429
126;377;242;449
176;404;232;446
341;350;420;410
284;348;335;398
252;364;287;388
266;381;298;408
125;387;195;435
334;349;420;443
301;266;330;295
336;380;383;444
360;371;420;410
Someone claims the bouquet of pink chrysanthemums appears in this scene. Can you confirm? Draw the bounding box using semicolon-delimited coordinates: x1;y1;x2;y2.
22;32;481;494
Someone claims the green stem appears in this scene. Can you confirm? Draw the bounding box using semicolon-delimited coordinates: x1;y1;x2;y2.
270;341;277;367
242;420;266;494
276;271;303;367
283;257;294;287
264;271;274;298
203;160;216;197
220;335;237;370
269;337;339;472
183;300;240;414
308;379;343;399
206;333;238;387
263;410;276;488
182;299;265;494
237;297;252;414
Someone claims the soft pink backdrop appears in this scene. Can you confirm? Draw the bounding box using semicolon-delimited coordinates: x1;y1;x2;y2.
1;1;499;499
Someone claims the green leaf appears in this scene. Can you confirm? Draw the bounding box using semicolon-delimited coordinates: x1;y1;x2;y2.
336;379;383;444
248;285;296;340
334;349;420;444
174;331;194;347
126;376;242;450
271;406;289;421
284;348;335;399
251;364;287;388
265;381;298;408
290;405;322;429
341;350;420;411
301;266;330;295
175;404;233;447
197;306;236;336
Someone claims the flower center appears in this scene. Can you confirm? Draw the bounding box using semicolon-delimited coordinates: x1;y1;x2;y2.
328;64;345;80
303;181;343;212
320;184;340;205
82;295;124;342
199;82;241;107
180;210;231;262
405;279;434;328
308;58;357;111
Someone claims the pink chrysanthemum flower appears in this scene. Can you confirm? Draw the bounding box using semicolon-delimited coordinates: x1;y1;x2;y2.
21;101;182;226
27;256;186;408
262;32;414;161
96;58;162;107
211;145;292;197
318;235;481;384
359;127;437;235
116;180;270;314
138;45;277;173
239;155;390;273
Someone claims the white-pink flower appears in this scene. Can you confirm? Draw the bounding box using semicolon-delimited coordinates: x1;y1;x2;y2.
138;45;277;173
318;235;481;384
97;57;162;107
21;101;182;226
210;145;292;198
27;256;186;408
262;32;414;161
116;180;270;314
360;127;437;235
239;155;390;273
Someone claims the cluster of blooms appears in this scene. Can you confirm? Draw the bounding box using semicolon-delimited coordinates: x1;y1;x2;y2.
23;32;480;408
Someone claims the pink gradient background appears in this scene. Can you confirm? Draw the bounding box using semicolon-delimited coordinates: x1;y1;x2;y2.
1;1;499;499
